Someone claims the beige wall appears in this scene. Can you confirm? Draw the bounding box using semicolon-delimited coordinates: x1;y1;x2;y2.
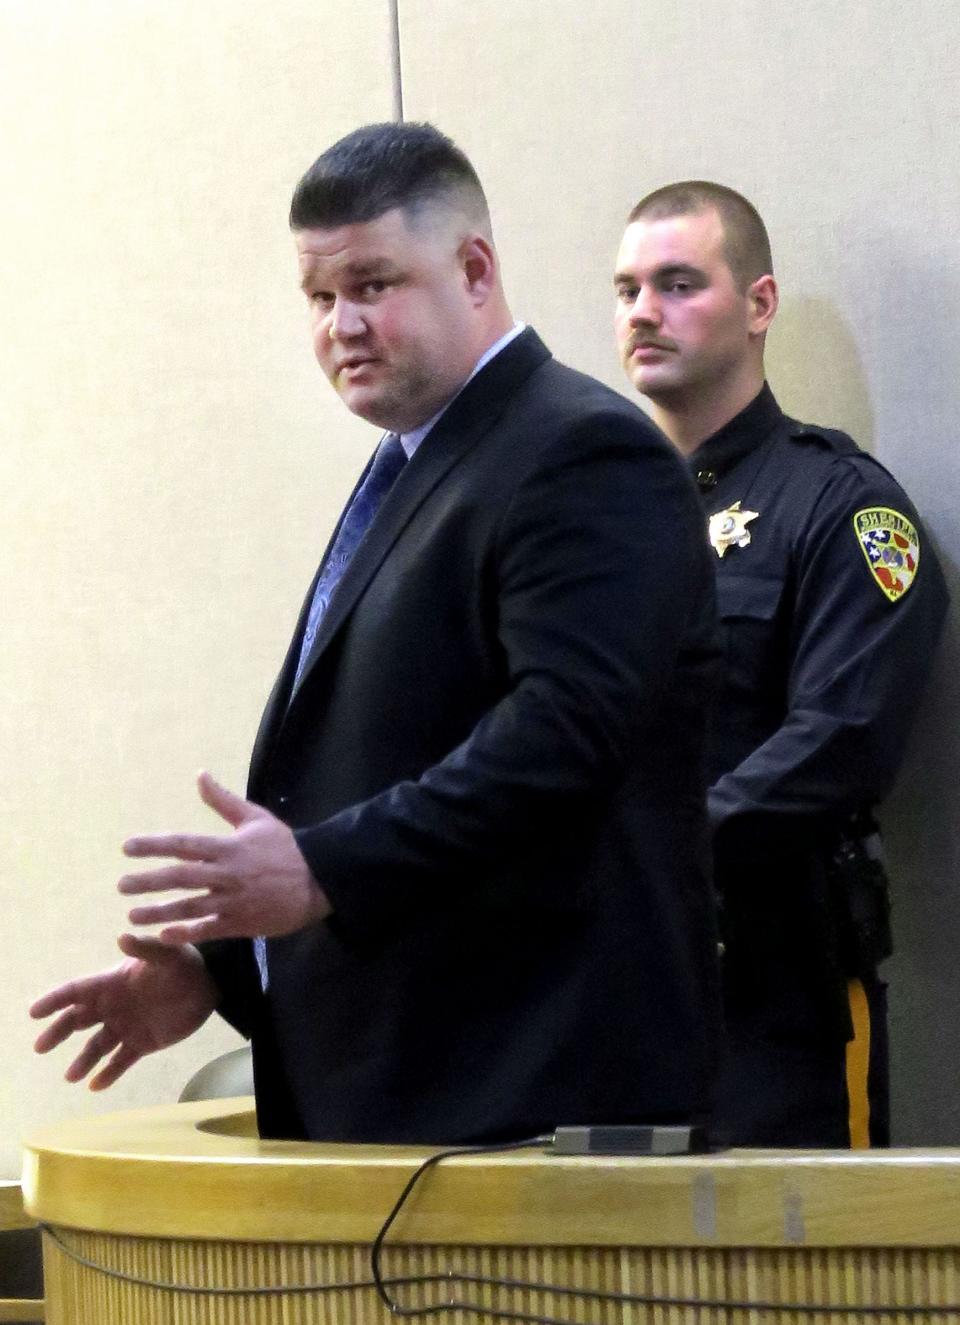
4;1;958;1170
1;0;394;1175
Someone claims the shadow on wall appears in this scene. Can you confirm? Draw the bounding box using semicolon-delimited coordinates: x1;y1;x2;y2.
765;297;875;449
831;224;960;1145
883;551;960;1146
764;272;960;1144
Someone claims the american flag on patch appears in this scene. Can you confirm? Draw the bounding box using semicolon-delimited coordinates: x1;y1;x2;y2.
854;507;920;602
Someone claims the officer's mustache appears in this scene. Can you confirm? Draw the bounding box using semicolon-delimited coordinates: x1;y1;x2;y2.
626;335;676;354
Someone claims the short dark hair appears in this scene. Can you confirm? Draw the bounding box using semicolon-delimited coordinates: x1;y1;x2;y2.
628;181;773;290
289;121;489;233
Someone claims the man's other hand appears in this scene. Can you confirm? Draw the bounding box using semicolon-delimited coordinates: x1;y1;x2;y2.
118;771;331;945
30;935;218;1089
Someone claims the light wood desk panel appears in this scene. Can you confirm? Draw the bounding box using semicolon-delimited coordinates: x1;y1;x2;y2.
23;1098;960;1323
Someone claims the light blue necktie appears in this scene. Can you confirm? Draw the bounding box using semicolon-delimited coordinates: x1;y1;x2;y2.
293;432;409;687
254;433;408;991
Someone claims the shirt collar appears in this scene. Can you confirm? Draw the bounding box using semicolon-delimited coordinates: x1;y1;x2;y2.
686;382;783;495
397;322;527;459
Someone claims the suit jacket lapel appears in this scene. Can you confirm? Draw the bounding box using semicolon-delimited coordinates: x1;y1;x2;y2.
246;450;380;791
258;327;552;761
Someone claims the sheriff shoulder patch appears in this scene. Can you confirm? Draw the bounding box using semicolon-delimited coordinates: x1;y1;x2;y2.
854;507;920;602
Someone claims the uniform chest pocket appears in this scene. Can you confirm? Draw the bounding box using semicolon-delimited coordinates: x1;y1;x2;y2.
716;573;786;698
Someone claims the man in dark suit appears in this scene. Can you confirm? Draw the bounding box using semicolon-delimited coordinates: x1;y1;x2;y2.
33;124;721;1144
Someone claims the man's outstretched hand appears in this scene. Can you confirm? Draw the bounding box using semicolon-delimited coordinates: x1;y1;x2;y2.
118;770;331;945
30;934;219;1089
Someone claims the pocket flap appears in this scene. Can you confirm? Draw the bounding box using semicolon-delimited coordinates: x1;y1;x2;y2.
717;574;782;621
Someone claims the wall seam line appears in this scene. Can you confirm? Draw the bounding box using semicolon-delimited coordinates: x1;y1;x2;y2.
390;0;404;121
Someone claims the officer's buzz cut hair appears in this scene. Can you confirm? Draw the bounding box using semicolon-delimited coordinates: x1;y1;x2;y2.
289;121;491;237
628;181;773;291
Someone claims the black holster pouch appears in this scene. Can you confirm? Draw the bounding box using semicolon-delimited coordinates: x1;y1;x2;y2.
826;809;893;975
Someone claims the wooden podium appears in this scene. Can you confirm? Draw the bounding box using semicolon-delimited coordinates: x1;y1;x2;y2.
22;1097;960;1323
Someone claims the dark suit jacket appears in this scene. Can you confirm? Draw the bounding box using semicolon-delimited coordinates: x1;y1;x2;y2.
203;328;721;1143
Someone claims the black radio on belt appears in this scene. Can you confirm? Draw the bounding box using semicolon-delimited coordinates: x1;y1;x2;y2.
827;809;894;973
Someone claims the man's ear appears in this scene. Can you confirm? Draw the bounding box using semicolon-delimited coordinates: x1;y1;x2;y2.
460;234;497;305
748;273;779;335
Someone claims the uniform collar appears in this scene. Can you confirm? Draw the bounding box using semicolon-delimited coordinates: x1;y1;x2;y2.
686;382;783;495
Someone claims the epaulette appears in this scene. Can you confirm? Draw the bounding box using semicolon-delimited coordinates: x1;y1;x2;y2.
784;418;861;458
785;417;905;489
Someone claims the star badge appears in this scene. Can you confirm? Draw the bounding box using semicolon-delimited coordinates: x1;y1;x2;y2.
708;501;759;559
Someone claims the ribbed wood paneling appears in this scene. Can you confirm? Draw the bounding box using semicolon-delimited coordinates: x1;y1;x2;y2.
42;1228;960;1324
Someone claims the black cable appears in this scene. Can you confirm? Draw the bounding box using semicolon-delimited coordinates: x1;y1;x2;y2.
369;1133;553;1315
41;1224;425;1296
40;1221;960;1319
374;1271;960;1320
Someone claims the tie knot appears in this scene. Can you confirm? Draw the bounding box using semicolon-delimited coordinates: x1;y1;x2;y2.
380;430;407;467
363;432;408;503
